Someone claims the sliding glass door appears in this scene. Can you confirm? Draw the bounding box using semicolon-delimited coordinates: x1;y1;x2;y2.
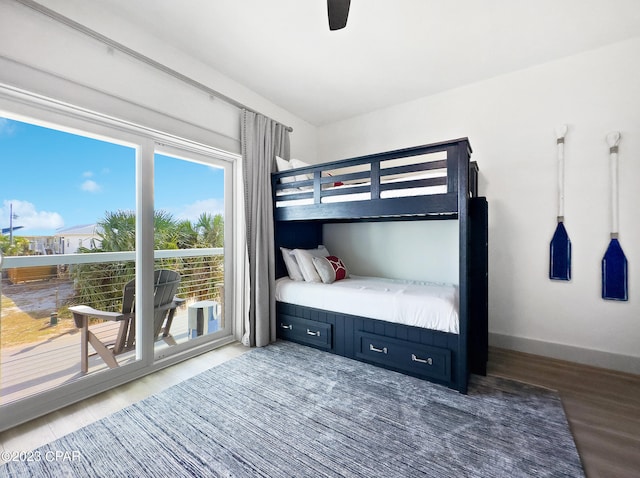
0;87;237;431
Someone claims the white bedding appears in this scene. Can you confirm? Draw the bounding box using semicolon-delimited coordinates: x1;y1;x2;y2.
275;275;459;334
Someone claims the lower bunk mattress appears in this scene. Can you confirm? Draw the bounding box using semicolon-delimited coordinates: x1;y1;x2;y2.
275;275;459;334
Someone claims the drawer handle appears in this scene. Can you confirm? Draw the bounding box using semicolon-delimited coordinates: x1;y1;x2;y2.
369;344;388;354
280;324;293;330
411;354;433;365
306;329;320;337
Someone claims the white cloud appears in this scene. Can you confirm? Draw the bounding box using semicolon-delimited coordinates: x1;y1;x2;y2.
0;118;17;137
83;171;94;178
81;179;101;192
1;200;64;231
174;198;224;222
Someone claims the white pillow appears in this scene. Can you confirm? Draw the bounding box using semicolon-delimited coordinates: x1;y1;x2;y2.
310;245;331;258
289;158;313;182
289;158;311;169
312;256;336;284
291;246;331;282
275;156;290;171
292;249;321;282
290;158;340;184
280;247;304;281
275;156;295;184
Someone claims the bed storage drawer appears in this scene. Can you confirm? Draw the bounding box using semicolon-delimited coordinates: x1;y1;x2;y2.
355;332;451;382
277;314;332;350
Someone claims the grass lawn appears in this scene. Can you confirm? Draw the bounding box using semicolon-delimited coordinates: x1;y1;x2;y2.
1;282;76;349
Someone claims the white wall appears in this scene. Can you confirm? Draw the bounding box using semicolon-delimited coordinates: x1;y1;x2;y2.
0;0;317;159
318;38;640;373
323;221;459;284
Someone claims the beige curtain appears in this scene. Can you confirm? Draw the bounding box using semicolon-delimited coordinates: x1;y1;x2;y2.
240;110;290;347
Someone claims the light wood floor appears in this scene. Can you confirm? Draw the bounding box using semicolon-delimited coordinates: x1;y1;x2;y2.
489;348;640;478
2;344;639;477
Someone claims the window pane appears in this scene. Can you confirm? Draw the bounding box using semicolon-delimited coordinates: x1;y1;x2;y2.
153;153;226;356
0;117;136;405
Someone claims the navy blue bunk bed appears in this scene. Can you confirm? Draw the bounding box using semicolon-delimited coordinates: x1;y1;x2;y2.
271;138;488;393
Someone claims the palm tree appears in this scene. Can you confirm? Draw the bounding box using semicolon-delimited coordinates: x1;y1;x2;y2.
174;219;198;250
72;209;225;309
194;212;224;247
175;212;225;300
96;209;188;251
96;210;136;252
73;209;179;310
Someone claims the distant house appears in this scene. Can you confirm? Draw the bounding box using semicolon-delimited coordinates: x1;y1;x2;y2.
54;224;102;254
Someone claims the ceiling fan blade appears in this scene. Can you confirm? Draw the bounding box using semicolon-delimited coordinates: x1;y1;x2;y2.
328;0;350;30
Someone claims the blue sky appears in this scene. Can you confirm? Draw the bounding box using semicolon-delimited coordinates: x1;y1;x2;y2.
0;117;225;236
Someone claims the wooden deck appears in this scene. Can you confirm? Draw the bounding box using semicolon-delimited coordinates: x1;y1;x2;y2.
0;310;192;406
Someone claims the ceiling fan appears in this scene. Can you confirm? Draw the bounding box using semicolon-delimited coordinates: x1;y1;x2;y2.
327;0;351;30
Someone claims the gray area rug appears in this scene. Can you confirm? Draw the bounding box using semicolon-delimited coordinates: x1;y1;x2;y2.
1;341;584;477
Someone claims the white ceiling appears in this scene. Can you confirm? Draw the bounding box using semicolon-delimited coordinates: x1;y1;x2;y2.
85;0;640;126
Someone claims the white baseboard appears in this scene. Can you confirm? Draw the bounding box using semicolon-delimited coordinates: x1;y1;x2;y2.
489;333;640;375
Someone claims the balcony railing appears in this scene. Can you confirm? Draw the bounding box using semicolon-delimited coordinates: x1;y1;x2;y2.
0;248;224;405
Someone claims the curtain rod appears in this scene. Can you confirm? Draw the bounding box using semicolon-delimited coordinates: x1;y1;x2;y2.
13;0;294;133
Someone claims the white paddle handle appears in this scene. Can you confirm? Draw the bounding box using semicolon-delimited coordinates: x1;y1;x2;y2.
606;132;621;237
555;125;568;220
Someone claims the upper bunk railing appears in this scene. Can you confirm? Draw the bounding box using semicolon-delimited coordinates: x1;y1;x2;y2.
272;138;475;221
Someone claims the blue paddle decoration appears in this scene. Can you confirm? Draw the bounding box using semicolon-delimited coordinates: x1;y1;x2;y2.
602;132;628;300
550;125;571;281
